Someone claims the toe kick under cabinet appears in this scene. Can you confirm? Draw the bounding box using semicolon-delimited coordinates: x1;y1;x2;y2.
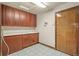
2;33;39;56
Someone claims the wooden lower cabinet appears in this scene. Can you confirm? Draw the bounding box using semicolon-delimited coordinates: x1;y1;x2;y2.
2;33;39;56
22;34;33;48
30;33;39;43
2;35;22;56
0;44;1;56
22;33;38;48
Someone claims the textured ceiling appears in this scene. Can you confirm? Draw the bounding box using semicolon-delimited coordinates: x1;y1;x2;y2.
1;2;66;14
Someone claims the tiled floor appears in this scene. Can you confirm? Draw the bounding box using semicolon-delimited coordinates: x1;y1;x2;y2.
9;44;69;56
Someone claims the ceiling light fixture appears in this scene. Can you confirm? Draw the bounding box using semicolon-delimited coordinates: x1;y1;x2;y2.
19;5;29;10
32;2;47;8
42;2;48;5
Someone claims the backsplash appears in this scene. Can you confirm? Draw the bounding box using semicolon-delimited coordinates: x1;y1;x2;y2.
2;26;37;36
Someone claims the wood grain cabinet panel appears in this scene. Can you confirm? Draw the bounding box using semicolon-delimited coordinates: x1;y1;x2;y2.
0;4;2;26
19;11;30;26
22;34;33;48
2;36;16;55
2;35;22;55
22;33;38;48
0;42;1;56
26;12;30;26
2;33;39;56
14;9;20;26
2;40;8;56
14;35;22;51
1;4;37;27
30;13;36;27
0;4;2;56
2;5;15;26
30;33;39;43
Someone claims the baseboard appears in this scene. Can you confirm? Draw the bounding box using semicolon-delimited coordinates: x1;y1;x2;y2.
39;42;56;49
39;42;71;56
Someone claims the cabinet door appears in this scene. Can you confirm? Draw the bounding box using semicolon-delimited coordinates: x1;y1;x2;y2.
2;36;16;55
30;33;39;43
0;4;2;56
2;5;15;26
30;14;36;27
56;8;77;55
0;4;2;25
19;11;30;26
14;9;20;26
0;40;1;56
22;34;38;48
14;35;22;51
2;5;37;27
26;12;30;26
2;36;22;55
22;35;33;48
2;40;8;56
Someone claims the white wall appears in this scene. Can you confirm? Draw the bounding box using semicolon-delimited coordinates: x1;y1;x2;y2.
2;26;37;36
36;2;79;48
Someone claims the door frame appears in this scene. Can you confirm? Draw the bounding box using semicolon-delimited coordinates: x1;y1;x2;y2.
55;5;79;49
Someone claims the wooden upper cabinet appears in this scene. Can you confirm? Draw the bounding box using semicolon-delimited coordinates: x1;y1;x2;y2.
2;5;15;26
26;12;30;26
2;5;7;26
0;4;1;56
1;4;37;27
19;11;30;26
30;13;37;27
0;4;2;26
14;9;20;26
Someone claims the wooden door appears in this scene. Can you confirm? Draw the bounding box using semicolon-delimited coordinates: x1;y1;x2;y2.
56;8;77;55
76;7;79;55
